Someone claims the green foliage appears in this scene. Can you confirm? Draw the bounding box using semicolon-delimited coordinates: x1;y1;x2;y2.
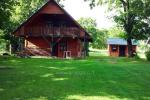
86;0;150;40
78;17;108;49
15;0;47;23
89;28;108;49
113;1;150;40
0;30;4;41
0;0;17;30
77;17;97;28
0;31;6;53
107;27;126;38
0;0;19;52
145;48;150;61
85;0;150;57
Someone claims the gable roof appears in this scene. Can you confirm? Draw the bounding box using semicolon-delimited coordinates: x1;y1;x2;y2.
107;38;138;45
12;0;92;40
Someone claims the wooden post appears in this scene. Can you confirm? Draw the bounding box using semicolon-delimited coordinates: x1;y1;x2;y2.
47;22;54;56
9;43;12;55
84;33;86;58
51;26;54;56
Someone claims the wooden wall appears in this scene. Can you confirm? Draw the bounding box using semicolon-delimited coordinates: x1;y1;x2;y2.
40;1;64;14
24;37;82;58
109;45;137;57
25;37;51;56
108;45;119;57
57;38;81;58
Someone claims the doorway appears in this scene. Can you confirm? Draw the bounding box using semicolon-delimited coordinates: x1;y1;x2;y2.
119;45;126;57
52;42;58;57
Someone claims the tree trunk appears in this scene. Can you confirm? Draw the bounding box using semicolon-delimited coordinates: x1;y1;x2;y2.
127;38;133;57
84;33;86;58
9;43;12;55
6;41;10;53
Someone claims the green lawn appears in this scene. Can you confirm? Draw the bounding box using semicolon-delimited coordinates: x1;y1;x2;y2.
0;56;150;100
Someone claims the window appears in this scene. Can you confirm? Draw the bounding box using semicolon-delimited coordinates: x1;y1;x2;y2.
111;45;117;52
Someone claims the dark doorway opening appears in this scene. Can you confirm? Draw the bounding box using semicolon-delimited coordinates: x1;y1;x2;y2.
119;45;126;57
52;42;58;57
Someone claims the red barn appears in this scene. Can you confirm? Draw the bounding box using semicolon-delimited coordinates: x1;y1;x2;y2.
12;0;92;58
107;38;138;57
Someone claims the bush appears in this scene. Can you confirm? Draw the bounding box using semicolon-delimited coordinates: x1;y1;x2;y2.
134;53;140;60
145;49;150;61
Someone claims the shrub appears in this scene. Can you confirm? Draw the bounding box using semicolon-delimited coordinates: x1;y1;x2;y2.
134;53;140;60
145;49;150;61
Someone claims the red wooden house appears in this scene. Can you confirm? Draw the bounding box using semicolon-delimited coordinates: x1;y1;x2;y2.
12;0;92;58
107;38;137;57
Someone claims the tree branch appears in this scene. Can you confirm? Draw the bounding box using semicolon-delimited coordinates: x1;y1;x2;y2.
120;0;126;6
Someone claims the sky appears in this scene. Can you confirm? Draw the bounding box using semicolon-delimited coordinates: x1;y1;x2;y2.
61;0;115;29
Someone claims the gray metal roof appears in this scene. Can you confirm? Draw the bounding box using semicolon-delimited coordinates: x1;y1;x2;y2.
107;38;138;45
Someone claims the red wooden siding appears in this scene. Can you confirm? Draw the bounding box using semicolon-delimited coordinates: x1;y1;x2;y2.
109;45;137;57
24;26;80;37
108;45;119;57
57;38;79;57
24;37;83;57
25;37;51;56
40;1;64;14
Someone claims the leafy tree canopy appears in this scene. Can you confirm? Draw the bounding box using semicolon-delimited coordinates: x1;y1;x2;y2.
78;17;97;29
0;0;17;30
78;17;108;49
85;0;150;56
107;27;126;38
85;0;150;39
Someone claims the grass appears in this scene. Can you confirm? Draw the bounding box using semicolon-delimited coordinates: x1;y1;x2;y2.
0;56;150;100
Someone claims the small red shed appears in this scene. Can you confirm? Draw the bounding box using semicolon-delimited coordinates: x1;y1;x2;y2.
107;38;138;57
12;0;92;58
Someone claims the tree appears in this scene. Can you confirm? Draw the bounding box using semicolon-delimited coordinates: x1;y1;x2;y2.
78;17;108;49
107;27;126;38
0;0;16;30
85;0;150;57
78;17;97;28
0;0;19;53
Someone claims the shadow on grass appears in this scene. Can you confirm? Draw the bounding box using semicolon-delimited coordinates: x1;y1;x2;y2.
0;67;14;70
0;56;150;100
